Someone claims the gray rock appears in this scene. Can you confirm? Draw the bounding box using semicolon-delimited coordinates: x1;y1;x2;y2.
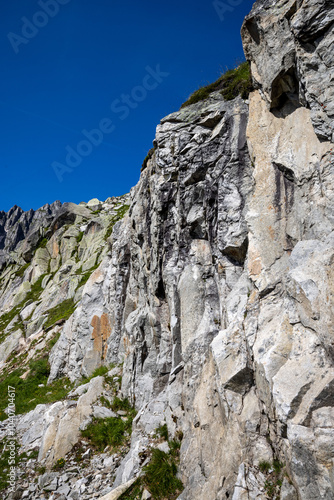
93;406;117;419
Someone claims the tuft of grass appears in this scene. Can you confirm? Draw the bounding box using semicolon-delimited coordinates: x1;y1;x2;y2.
76;232;84;244
118;479;143;500
104;204;130;241
259;459;285;499
14;262;30;279
36;238;48;250
44;298;76;330
53;457;66;470
181;61;252;108
259;460;271;473
111;396;135;415
154;423;169;441
80;365;109;386
220;61;253;101
143;448;183;499
81;416;132;451
142;147;155;171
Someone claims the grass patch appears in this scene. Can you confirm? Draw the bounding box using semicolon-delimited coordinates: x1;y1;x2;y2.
181;61;252;108
14;262;30;279
79;365;110;386
44;298;76;330
141;147;155;171
76;232;84;244
220;61;253;101
143;448;183;499
259;459;285;499
259;460;271;473
118;479;143;500
104;204;130;240
0;356;71;420
154;423;169;441
81;416;132;451
36;238;48;250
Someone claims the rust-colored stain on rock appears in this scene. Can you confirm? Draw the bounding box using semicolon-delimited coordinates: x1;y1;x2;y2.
91;313;112;360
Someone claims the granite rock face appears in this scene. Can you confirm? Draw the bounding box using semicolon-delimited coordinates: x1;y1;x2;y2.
242;0;334;141
1;1;334;499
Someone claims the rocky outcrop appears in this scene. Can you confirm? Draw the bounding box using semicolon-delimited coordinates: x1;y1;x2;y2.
1;1;334;499
242;0;334;142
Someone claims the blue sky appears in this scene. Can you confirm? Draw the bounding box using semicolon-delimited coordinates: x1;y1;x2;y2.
0;0;255;212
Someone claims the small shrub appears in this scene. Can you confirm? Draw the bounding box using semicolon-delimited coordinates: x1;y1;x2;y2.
220;61;253;101
100;396;111;408
104;204;130;241
143;448;183;499
28;449;39;459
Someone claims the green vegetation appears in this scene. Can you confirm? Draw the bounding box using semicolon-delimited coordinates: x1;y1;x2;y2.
0;356;71;420
76;231;84;244
259;460;271;473
79;365;110;386
14;262;30;279
82;411;133;451
142;147;155;171
259;459;285;499
48;331;61;350
104;204;130;240
154;423;169;441
181;61;252;108
142;448;183;499
53;457;66;470
43;298;76;330
119;429;183;500
36;238;48;250
110;396;134;415
81;391;136;452
119;480;143;500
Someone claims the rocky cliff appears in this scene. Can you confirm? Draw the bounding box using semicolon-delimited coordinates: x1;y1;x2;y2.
1;1;334;499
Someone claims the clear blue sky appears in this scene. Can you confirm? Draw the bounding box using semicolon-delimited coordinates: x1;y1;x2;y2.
0;0;254;212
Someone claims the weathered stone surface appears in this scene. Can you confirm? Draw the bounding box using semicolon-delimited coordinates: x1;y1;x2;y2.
242;0;334;142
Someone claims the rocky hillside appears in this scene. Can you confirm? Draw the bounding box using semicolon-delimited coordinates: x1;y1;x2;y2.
1;0;334;499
